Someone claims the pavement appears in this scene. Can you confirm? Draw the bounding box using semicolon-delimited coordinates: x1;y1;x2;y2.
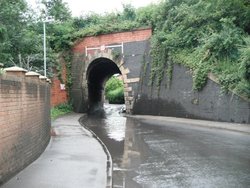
1;113;108;188
128;115;250;134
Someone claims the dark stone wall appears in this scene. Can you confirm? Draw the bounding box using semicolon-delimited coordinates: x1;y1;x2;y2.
70;53;87;113
123;40;150;99
133;63;250;124
123;41;148;78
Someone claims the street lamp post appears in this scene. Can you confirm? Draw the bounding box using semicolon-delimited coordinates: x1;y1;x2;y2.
43;20;47;77
43;18;53;77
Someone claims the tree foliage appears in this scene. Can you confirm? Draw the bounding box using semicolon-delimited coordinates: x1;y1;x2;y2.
41;0;71;21
0;0;28;66
0;0;73;76
105;76;124;104
150;0;250;98
0;0;249;98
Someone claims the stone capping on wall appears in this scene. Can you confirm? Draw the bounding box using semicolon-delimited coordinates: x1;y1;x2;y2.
25;71;40;77
208;72;249;102
4;66;27;77
3;66;51;83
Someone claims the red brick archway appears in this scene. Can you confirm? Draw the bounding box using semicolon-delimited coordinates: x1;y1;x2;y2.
51;28;152;108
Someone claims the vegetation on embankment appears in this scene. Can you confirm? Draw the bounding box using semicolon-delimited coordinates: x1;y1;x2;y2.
149;0;250;99
1;0;249;99
105;76;125;104
51;103;73;120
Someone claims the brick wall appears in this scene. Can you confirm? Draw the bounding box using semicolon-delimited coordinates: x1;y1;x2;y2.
51;79;68;107
51;28;152;107
51;63;68;107
0;68;51;185
73;28;152;53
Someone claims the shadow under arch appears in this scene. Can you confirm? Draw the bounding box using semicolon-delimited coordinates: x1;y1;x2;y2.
86;57;122;114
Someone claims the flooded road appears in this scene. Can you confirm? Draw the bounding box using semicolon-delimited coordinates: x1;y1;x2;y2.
80;104;250;188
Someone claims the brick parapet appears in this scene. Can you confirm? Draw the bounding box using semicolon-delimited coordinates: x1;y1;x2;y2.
73;28;152;53
0;67;51;185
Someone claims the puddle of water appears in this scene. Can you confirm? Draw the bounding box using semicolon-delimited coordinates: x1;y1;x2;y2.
81;104;250;188
81;104;146;187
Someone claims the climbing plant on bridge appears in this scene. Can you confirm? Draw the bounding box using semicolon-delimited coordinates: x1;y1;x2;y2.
149;0;250;99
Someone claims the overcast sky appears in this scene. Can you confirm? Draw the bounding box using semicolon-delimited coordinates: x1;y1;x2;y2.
27;0;159;17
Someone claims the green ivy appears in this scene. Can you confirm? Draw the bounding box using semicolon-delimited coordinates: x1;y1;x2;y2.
61;51;73;97
149;0;250;98
193;65;209;91
56;59;64;84
150;36;174;90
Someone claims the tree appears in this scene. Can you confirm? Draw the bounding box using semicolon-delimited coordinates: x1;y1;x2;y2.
0;0;28;66
122;4;136;21
41;0;71;21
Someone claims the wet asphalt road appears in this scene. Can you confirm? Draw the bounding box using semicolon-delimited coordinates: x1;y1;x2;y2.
81;104;250;188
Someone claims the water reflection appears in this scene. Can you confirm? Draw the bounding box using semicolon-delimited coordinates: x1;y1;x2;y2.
81;104;145;187
104;105;126;142
80;104;250;188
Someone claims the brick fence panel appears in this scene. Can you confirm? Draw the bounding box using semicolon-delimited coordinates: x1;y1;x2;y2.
0;70;51;185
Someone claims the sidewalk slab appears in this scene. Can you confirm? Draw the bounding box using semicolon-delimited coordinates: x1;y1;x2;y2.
1;113;107;188
129;115;250;134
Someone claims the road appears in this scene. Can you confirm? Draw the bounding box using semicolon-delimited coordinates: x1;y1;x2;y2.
81;104;250;188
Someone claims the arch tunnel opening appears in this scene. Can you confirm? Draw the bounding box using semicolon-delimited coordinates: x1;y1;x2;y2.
87;57;123;113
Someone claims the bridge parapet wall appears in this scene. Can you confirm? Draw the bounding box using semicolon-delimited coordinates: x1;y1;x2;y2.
73;28;152;53
0;67;51;185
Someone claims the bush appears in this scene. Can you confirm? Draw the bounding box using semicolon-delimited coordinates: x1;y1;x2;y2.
106;87;125;104
51;103;73;120
105;76;124;104
149;0;250;98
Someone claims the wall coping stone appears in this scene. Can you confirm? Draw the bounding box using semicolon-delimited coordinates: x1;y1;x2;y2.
46;78;51;83
4;66;28;73
25;71;41;77
208;72;250;102
39;75;47;80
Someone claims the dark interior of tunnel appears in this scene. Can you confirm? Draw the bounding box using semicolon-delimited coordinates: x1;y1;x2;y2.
87;57;121;113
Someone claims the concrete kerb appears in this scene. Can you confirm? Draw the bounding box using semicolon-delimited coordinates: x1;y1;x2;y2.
127;115;250;134
79;115;113;188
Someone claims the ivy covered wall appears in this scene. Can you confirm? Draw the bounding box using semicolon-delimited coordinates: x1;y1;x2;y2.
133;63;250;124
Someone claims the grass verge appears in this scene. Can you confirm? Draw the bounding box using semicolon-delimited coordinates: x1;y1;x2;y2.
51;103;73;120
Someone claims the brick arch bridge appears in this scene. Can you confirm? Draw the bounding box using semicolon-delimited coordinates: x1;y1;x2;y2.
53;28;250;123
69;28;152;113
